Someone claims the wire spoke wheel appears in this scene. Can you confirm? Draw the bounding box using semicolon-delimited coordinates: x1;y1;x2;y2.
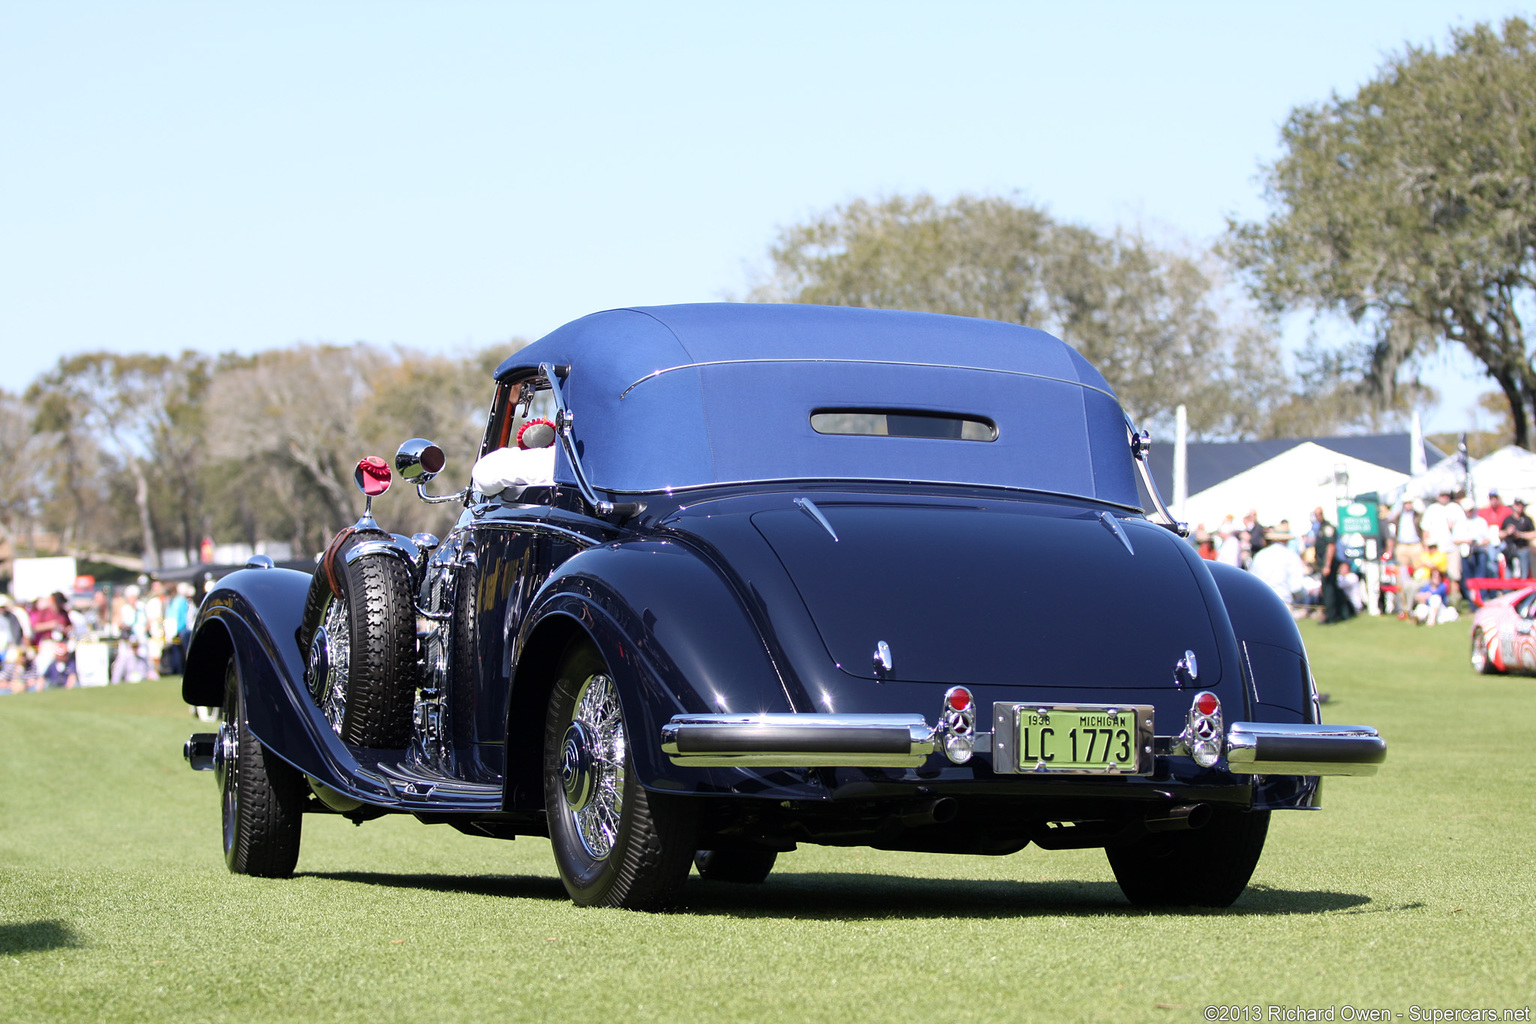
543;643;695;909
313;594;352;735
563;672;626;859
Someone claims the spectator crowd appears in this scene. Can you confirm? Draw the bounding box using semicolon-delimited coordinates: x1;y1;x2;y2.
0;580;200;694
1190;489;1532;627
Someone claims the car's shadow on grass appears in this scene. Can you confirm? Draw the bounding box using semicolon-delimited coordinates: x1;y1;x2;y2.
0;919;86;955
298;870;1371;919
299;870;569;901
677;874;1373;919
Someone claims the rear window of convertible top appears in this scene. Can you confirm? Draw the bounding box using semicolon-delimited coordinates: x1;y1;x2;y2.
810;409;997;441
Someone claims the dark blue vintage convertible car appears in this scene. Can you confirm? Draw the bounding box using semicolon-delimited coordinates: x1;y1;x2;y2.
181;303;1384;909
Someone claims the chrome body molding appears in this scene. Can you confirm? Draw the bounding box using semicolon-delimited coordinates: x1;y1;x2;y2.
661;713;936;767
1097;511;1134;555
794;496;840;542
467;516;601;549
1225;722;1386;777
344;538;416;568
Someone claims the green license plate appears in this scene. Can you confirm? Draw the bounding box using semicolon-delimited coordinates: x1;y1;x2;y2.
1016;706;1149;774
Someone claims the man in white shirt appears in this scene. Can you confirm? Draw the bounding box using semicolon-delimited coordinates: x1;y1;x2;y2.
1251;531;1311;607
1418;491;1467;588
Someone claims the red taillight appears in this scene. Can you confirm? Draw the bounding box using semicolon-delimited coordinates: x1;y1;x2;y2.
1194;692;1219;717
949;687;972;712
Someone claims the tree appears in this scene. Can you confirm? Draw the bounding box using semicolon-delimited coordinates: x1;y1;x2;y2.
0;389;49;564
201;341;520;555
203;345;381;554
27;352;211;568
1230;18;1536;447
751;193;1291;440
358;343;518;538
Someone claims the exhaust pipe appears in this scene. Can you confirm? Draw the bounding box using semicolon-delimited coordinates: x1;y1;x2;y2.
900;797;959;827
1144;803;1211;833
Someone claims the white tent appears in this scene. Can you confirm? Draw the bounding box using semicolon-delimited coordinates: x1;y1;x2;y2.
1389;445;1536;507
1182;441;1417;537
1388;456;1468;506
1466;446;1536;504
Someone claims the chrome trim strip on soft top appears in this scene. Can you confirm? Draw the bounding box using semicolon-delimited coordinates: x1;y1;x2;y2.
661;713;934;767
620;358;1120;402
1225;722;1386;777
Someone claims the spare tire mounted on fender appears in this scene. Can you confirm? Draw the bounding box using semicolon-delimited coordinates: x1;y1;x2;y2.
300;531;417;748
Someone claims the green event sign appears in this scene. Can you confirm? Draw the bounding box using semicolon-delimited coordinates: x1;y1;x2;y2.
1336;499;1381;559
1336;500;1379;535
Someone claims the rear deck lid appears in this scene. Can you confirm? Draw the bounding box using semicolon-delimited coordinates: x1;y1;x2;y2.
750;500;1222;688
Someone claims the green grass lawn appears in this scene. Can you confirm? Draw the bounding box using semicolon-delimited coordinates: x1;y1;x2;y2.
3;616;1533;1022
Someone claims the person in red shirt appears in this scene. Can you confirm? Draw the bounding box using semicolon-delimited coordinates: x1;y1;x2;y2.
1469;489;1511;584
1479;490;1510;529
27;595;67;646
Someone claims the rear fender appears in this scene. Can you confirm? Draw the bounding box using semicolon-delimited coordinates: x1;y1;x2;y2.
1205;561;1323;810
1205;561;1316;719
508;541;805;801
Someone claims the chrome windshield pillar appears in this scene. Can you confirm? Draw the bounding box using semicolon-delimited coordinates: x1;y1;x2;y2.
1126;416;1188;537
540;362;642;519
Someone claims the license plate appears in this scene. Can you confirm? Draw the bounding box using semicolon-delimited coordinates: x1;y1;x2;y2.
993;703;1154;775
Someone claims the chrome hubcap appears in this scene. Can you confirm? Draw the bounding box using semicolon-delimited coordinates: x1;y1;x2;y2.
562;672;625;860
561;720;596;809
214;722;237;769
218;712;240;852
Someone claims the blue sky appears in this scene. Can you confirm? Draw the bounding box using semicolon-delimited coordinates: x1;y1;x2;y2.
0;1;1523;431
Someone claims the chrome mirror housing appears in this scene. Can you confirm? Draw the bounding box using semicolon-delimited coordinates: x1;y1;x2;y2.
396;438;446;483
397;437;468;506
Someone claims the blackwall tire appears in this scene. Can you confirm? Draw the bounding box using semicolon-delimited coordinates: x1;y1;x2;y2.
1106;807;1270;908
694;848;778;884
218;658;304;877
543;643;696;909
303;548;417;748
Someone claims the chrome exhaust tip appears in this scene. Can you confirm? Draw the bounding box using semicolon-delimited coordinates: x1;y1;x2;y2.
1144;802;1212;833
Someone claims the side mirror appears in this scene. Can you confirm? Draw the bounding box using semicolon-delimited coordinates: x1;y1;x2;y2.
397;438;467;506
395;438;446;483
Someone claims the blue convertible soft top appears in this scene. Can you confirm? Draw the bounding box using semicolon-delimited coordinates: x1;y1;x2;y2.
496;304;1139;506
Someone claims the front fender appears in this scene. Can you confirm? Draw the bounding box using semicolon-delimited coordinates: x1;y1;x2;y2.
181;566;409;806
183;567;310;709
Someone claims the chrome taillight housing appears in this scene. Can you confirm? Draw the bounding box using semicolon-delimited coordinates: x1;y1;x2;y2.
1183;690;1224;767
938;686;977;764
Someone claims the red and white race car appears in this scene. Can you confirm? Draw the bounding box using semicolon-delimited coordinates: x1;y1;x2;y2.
1470;585;1536;673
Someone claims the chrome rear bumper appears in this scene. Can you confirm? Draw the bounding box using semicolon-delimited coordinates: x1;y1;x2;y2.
660;713;1385;776
660;714;936;767
1224;722;1386;776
